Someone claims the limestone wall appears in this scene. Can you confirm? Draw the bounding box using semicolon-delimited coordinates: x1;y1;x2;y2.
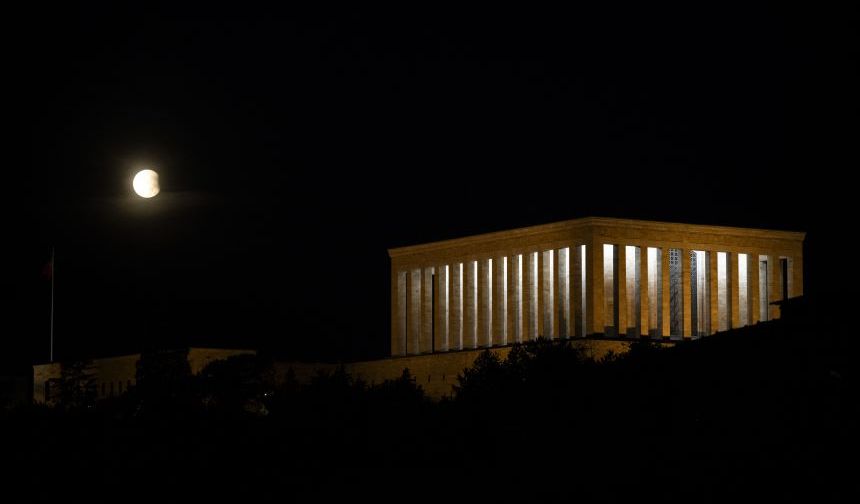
188;348;256;375
389;217;805;354
33;347;255;405
274;339;637;399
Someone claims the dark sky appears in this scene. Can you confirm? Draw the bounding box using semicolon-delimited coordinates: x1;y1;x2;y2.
6;6;856;369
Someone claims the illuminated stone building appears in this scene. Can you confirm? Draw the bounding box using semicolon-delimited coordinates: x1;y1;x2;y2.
32;218;805;402
388;217;804;356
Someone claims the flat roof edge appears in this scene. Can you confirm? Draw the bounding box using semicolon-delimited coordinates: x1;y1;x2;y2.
388;217;805;258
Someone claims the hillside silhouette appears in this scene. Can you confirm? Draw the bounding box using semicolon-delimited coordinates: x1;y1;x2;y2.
3;297;855;500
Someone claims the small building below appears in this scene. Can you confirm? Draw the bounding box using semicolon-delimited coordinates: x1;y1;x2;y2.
33;347;255;405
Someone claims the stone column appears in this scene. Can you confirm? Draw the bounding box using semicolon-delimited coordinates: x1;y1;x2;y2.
434;265;449;352
617;245;627;338
640;247;650;337
589;240;604;335
573;245;585;337
507;254;519;343
709;251;718;335
786;257;794;298
392;270;406;356
422;267;434;353
792;256;803;296
464;261;477;349
521;252;533;341
408;268;422;354
682;249;692;338
607;244;619;336
661;247;670;338
767;254;778;321
525;252;537;341
731;253;740;329
537;250;545;338
493;256;507;346
478;259;491;347
450;263;463;351
551;249;560;339
562;247;572;338
750;254;760;325
775;255;786;317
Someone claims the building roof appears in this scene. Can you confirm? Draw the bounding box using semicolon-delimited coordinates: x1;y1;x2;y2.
388;216;805;258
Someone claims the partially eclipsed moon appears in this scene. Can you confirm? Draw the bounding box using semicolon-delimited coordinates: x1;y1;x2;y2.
133;169;160;198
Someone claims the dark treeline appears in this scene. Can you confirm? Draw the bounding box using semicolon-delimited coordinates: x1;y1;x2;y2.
3;305;855;500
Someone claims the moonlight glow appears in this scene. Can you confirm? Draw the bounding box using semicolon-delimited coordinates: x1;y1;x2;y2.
132;169;160;198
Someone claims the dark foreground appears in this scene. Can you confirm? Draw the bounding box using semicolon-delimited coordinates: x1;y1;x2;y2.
4;307;856;501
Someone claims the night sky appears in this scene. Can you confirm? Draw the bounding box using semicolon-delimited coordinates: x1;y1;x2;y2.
6;6;855;369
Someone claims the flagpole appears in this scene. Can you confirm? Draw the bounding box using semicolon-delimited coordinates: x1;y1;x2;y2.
50;246;55;363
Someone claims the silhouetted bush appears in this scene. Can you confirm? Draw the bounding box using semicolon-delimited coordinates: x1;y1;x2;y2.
454;337;596;407
56;359;96;411
8;310;857;500
199;354;274;415
367;368;425;404
135;348;194;414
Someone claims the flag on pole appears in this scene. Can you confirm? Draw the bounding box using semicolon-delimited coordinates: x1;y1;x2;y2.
44;247;55;362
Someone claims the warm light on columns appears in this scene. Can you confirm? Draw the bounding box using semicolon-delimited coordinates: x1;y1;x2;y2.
529;252;538;339
579;245;586;337
515;254;523;342
603;244;615;334
738;254;749;326
647;247;659;334
695;250;707;336
717;252;728;331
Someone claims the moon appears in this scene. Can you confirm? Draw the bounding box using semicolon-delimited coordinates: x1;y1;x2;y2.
132;169;160;198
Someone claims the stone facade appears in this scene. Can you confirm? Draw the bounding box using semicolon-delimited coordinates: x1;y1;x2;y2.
346;338;633;398
273;339;633;399
31;218;804;404
32;348;255;405
389;217;804;354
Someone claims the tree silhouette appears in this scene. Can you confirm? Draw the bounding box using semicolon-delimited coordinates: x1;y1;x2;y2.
369;368;425;404
199;354;274;415
57;359;96;410
135;349;193;414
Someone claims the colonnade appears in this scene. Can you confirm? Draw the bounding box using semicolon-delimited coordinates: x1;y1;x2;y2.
392;245;801;356
388;219;805;357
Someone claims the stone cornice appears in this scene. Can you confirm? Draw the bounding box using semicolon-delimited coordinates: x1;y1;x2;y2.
388;217;805;258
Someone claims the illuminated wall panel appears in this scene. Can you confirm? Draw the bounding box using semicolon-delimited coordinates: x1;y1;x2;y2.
647;247;662;338
738;254;749;326
542;250;555;338
435;265;449;352
669;248;683;339
479;258;492;347
409;269;422;354
625;245;641;337
421;267;434;353
574;245;586;337
493;257;507;346
759;255;769;322
557;247;570;338
717;252;729;332
512;254;523;343
528;252;538;339
603;244;619;336
450;263;463;350
464;261;478;348
395;271;407;355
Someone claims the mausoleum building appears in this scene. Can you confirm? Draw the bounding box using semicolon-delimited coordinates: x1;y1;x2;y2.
389;217;804;356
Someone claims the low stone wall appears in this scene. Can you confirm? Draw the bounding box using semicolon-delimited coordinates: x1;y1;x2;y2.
188;348;256;375
276;339;638;399
33;348;255;405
